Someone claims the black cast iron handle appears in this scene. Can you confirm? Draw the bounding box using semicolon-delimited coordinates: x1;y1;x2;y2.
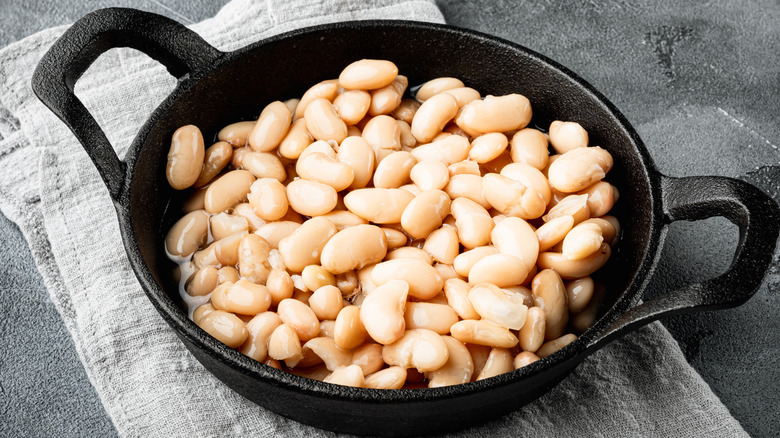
31;7;221;201
589;174;780;349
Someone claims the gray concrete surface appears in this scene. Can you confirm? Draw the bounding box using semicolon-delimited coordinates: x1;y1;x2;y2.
1;0;778;436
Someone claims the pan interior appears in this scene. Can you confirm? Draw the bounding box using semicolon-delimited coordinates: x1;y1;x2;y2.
128;22;654;351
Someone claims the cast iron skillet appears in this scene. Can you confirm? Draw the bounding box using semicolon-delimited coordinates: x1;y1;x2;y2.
31;8;780;436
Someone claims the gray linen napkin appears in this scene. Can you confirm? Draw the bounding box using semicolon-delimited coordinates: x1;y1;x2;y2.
0;0;748;436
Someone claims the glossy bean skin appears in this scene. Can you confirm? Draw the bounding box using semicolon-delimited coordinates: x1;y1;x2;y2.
547;146;613;193
467;283;528;330
476;348;514;381
426;336;473;387
382;329;450;372
371;259;443;301
243;151;287;182
238;234;272;284
320;224;388;274
294;80;339;120
469;132;509;163
296;151;355;191
214;232;245;267
248;178;288;221
333;90;371;125
410;160;449;191
453;246;498;278
266;268;294;305
334;305;368;350
185;266;218;297
423;226;459;265
204;170;256;214
562;222;604;260
255;221;300;249
536;333;577;358
166;125;205;190
369;75;407;116
286;179;338;217
491;217;539;274
301;337;353;371
416;77;465;101
339;59;398;90
410;135;470;165
218;121;255;147
510;128;549;170
401;189;451;239
238;312;282;361
531;269;569;340
338;136;376;190
248;101;292;152
500;163;552;205
381;228;408;250
198;310;248;349
165;210;209;257
344;188;414;224
537;243;611;279
456;94;532;134
548;121;588;154
365;366;407;389
542;194;590;224
391;98;421;125
411;93;459;143
194;141;233;188
268;323;303;367
468;253;529;288
360;280;409;345
305;98;348;143
212;279;272;316
324;365;366;388
578;181;617;218
278;217;337;273
279;119;314;159
451;197;493;249
386;247;433;265
566;277;594;314
404;302;459;334
518;307;546;352
513;351;540;369
450;319;518;349
277;298;320;342
373;151;416;188
483;173;546;219
536;215;574;252
362;115;402;156
351;343;385;376
445;174;490;209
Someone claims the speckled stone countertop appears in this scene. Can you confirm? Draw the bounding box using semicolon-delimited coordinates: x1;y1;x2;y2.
1;1;778;436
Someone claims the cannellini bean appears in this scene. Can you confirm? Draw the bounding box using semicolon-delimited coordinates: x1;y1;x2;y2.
468;253;529;288
483;173;546;219
411;93;459;143
247;178;288;221
426;336;473;387
468;283;528;330
318;211;366;232
382;329;449;372
491;217;539;272
295;80;339;120
362;115;402;155
456;94;532;134
255;221;300;249
386;247;433;264
278;217;336;272
399;183;421;197
410;134;470;165
566;277;594;314
578;181;617;218
231;146;251;169
279;119;313;159
531;269;569;340
335;271;359;298
410;160;449;191
182;186;208;213
547;146;613;193
277;298;320;342
344;188;414;224
542;194;590;224
365;366;407;389
513;351;540;369
476;348;514;381
453;246;498;278
416;77;465;101
337;136;376;190
339;59;398;90
166;125;205;190
443;87;481;108
212;279;272;315
536;333;577;358
268;323;303;367
391;98;421;125
192;242;219;269
217;266;240;284
302;265;336;292
448;160;481;176
372;258;443;300
194;141;233;188
210;212;249;241
433;264;461;283
192;303;215;324
296;151;355;191
286;179;338;217
360;279;409;345
238;234;272;283
562;222;604;260
445;174;490;209
510;128;549;170
536;215;574;252
397;120;417;149
373;151;415;188
266;268;294;305
548;121;588;154
351;343;384;376
198;310;248;349
165;210;209;257
321;224;388;274
333;90;371;125
574;217;617;248
451;197;493;249
305;98;348;143
422;226;459;265
450;319;518;348
369;75;407;116
324;364;365;387
238;312;282;361
204;170;256;214
537;243;611;279
518;307;546;352
404;302;459;334
186;266;218;296
334;305;368;350
232;203;265;232
319;320;336;338
248;101;291;152
469;133;509;163
242;151;286;182
381;227;408;250
356;264;378;296
214;232;247;266
301;337;352;371
400;189;451;239
500;163;552;205
218;121;255;147
571;283;604;333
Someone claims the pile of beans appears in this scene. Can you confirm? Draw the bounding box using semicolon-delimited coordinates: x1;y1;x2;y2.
165;59;620;389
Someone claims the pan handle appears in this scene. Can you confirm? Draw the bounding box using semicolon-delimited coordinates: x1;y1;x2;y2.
31;7;221;202
588;174;779;349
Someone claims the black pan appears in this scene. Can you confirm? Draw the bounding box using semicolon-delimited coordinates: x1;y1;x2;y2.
31;8;780;436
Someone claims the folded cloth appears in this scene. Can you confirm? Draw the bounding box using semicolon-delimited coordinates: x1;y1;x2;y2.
0;0;747;436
